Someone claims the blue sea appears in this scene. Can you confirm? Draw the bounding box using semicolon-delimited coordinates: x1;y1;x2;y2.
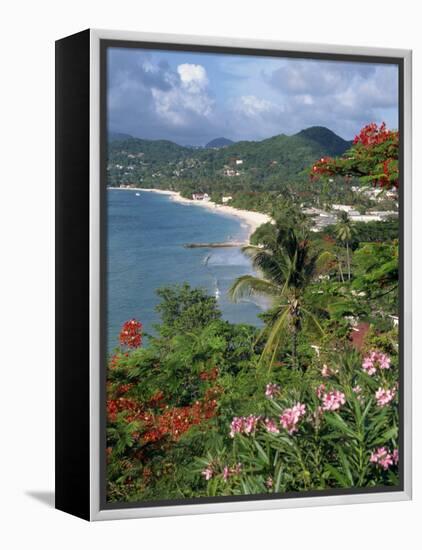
106;189;265;349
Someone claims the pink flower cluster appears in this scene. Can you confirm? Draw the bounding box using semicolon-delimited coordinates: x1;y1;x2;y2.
229;415;260;438
265;383;280;399
321;390;346;412
223;463;242;482
362;351;391;376
370;447;399;470
280;403;306;434
201;466;214;480
202;462;243;481
264;418;280;434
375;386;396;407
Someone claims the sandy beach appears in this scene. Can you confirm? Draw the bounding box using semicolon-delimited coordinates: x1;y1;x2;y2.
109;187;272;241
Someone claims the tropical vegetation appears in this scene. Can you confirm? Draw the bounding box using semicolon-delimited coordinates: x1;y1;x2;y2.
106;123;400;503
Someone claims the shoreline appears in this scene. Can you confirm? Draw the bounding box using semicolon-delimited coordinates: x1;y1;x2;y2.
108;187;272;241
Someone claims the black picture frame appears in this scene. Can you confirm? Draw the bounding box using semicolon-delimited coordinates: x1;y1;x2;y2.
55;29;412;521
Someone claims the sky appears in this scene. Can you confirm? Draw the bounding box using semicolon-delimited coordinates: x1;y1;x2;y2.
107;47;399;146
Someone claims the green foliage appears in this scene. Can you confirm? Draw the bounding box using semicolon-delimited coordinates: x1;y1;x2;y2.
321;219;399;250
230;223;326;368
106;122;400;503
202;349;399;494
155;283;221;337
107;278;399;503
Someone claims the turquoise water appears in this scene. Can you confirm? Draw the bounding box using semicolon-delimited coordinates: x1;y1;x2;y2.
106;189;264;349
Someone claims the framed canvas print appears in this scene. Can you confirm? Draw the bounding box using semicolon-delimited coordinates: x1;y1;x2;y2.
55;29;412;521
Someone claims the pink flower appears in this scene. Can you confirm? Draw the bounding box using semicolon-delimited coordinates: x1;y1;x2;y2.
321;390;346;411
266;477;273;489
280;402;306;434
321;364;331;378
316;383;326;398
264;418;280;434
265;383;280;399
243;415;260;435
229;417;244;438
362;351;391;375
229;415;260;437
392;448;399;465
223;463;242;482
378;353;391;370
362;356;377;376
375;387;396;407
202;467;213;480
370;447;395;470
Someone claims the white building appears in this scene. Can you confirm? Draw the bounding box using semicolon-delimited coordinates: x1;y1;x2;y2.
224;168;237;177
192;193;210;201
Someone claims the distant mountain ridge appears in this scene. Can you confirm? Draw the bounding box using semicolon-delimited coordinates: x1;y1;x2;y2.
108;131;134;142
205;137;235;148
107;126;351;191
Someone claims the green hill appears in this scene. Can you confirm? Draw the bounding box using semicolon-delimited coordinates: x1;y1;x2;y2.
205;137;235;148
294;126;352;156
108;131;134;142
106;126;351;194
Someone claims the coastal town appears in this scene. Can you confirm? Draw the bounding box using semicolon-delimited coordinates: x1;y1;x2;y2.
115;181;398;234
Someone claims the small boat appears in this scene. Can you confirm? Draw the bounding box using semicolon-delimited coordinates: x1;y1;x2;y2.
214;279;221;299
135;192;140;196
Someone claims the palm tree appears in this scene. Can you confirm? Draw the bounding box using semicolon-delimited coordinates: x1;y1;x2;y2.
229;224;327;369
335;211;356;281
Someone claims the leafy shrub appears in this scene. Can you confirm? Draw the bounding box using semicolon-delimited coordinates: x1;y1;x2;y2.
198;349;399;495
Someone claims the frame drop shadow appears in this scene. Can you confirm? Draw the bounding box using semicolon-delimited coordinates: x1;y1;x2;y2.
26;491;55;508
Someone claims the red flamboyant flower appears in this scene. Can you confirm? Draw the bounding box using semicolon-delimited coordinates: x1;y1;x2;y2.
310;122;399;189
353;122;395;147
199;367;219;381
119;319;143;348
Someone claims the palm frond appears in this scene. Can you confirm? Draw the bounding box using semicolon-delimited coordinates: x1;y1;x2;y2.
316;250;336;272
228;275;281;303
241;245;266;257
259;306;290;369
301;307;325;336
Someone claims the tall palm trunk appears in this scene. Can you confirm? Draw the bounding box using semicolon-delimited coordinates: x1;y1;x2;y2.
338;257;345;283
346;241;351;280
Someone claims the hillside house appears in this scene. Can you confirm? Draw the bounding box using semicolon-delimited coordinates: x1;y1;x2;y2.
224;168;238;177
192;193;210;201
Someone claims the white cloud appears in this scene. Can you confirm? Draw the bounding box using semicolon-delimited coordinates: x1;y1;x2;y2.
177;64;208;92
301;94;314;105
235;95;281;117
151;63;214;126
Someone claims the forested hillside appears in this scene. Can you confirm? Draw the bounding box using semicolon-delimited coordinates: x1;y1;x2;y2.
107;126;351;196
